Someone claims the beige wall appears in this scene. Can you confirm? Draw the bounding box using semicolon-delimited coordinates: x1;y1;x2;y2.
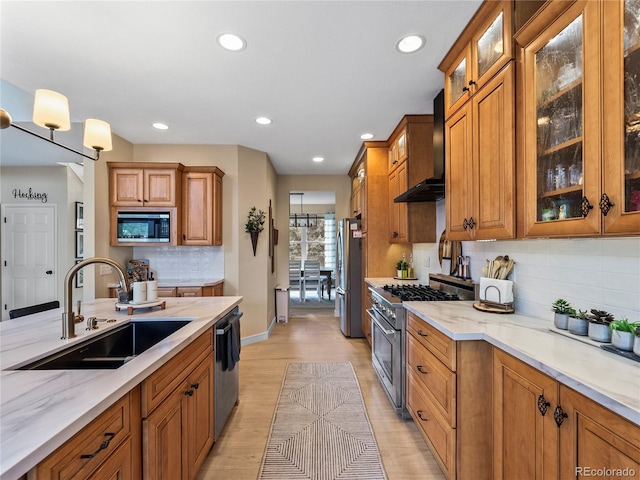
275;175;351;289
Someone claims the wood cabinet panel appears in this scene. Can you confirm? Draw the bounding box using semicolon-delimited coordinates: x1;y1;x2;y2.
177;287;202;298
108;163;181;207
141;329;213;417
182;167;224;246
559;385;640;479
110;169;144;206
493;349;559;480
406;333;456;426
36;388;140;480
157;287;177;297
406;312;456;370
184;353;215;479
143;386;185;480
406;369;456;478
144;169;178;206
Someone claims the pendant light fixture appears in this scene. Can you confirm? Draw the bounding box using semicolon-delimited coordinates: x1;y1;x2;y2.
0;88;112;161
289;193;318;228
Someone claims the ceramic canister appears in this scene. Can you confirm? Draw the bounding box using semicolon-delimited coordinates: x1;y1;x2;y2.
132;281;147;304
146;280;158;302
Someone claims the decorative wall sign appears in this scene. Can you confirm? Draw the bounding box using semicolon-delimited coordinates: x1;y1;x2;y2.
12;188;48;203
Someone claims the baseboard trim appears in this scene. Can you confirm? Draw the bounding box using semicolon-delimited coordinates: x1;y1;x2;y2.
240;317;277;347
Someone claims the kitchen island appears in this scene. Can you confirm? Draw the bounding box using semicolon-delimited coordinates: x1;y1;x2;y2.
0;296;242;480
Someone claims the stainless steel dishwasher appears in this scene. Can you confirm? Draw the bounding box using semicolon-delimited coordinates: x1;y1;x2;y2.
214;306;243;440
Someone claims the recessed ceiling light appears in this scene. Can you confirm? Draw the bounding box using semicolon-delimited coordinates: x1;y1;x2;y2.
360;133;374;140
152;123;169;130
312;157;324;163
396;34;426;54
217;33;246;52
255;116;272;125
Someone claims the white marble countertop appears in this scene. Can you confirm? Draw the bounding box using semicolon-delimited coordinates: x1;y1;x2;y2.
156;278;224;287
364;278;640;426
0;296;242;480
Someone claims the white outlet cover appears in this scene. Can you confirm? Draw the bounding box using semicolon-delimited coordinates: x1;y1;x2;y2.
100;265;113;275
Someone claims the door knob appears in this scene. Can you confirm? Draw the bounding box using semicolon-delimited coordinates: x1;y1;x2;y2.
45;270;53;275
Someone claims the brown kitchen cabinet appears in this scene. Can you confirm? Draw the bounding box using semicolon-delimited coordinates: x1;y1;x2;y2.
386;115;437;244
405;312;492;480
108;162;183;207
516;0;640;237
142;329;214;480
36;387;141;480
177;287;203;298
441;0;513;119
182;167;224;246
350;143;408;345
493;347;640;479
444;62;516;241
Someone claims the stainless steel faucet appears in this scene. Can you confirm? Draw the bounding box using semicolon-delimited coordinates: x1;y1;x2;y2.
62;257;129;339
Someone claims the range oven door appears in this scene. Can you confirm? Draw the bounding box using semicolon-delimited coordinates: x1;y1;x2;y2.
369;307;403;411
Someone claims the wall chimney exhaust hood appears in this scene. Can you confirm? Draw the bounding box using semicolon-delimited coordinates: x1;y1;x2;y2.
394;89;445;203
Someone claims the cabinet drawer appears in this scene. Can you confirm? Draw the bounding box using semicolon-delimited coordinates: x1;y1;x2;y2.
141;328;213;416
156;287;177;297
407;369;455;478
36;390;135;480
177;287;202;297
407;332;456;427
407;312;456;370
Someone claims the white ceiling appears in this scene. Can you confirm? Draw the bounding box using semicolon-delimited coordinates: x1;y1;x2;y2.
0;1;481;174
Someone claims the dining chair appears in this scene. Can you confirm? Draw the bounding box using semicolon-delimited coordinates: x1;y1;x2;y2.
303;260;324;300
9;300;60;319
289;260;304;301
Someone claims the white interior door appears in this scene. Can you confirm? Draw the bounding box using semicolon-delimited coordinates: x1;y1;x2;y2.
1;204;57;320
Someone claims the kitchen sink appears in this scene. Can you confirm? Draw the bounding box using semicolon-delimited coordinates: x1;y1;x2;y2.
17;317;195;370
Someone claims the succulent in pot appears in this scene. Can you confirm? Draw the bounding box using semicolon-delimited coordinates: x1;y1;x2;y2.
568;309;589;336
633;326;640;357
586;309;614;343
609;318;639;351
551;298;573;330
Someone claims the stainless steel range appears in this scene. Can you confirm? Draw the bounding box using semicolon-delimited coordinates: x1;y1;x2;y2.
368;274;475;417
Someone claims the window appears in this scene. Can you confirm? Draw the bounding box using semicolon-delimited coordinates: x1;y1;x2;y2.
289;214;335;269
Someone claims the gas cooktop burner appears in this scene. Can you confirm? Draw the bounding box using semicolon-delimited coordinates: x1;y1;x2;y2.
382;284;460;302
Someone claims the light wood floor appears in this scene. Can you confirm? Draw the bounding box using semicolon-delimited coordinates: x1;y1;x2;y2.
195;307;446;480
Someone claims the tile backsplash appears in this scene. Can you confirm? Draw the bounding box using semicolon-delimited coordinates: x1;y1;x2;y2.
412;201;640;322
133;246;224;283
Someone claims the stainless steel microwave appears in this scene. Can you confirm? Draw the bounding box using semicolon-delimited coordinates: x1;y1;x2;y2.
116;211;171;243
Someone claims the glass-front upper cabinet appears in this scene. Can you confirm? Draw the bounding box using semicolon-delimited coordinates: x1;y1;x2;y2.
442;0;512;118
534;16;585;223
602;0;640;234
518;1;602;237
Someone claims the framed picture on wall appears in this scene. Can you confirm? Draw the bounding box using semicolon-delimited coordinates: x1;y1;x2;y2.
75;259;84;288
76;231;84;258
75;202;84;230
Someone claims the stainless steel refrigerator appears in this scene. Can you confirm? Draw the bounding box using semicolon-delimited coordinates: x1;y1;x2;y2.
336;218;363;337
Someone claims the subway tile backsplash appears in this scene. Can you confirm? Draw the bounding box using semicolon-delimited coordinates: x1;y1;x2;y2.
132;246;224;284
412;202;640;322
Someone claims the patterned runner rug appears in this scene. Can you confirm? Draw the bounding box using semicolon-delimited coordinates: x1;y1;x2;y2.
258;362;387;480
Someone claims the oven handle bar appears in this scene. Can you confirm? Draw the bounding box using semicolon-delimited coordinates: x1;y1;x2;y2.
370;311;396;335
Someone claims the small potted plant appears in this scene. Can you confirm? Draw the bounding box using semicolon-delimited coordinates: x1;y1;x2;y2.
609;318;639;351
396;260;408;279
633;325;640;357
245;206;266;256
586;309;614;342
551;298;573;330
568;309;589;336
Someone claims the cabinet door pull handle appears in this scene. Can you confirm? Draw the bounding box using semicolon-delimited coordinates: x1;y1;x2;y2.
462;86;470;93
463;218;469;230
416;410;429;422
554;405;568;427
599;193;615;216
417;365;428;374
537;394;551;416
137;199;143;202
417;329;428;337
185;389;194;396
80;433;115;459
581;196;594;217
468;80;477;86
191;383;200;390
467;217;476;229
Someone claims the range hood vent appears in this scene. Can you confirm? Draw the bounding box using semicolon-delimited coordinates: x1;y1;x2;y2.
395;88;445;203
394;179;445;202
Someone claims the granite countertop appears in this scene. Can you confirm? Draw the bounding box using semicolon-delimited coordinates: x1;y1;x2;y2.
364;278;639;426
0;296;242;480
